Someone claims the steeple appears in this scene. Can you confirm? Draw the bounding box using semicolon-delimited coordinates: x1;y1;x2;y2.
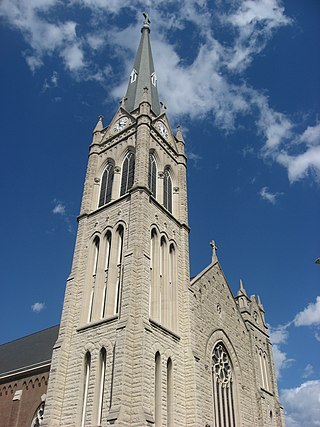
124;13;161;116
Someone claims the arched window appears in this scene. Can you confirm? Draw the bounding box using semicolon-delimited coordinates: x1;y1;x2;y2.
99;161;114;207
155;352;162;427
88;236;100;322
212;343;236;427
120;151;135;196
96;347;106;425
115;225;124;314
163;167;172;213
101;231;112;318
169;244;177;331
148;153;157;196
167;358;173;427
81;352;91;427
150;228;159;319
259;350;270;391
31;401;45;427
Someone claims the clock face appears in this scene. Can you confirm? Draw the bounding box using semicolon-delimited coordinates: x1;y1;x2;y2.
156;121;168;139
113;116;128;133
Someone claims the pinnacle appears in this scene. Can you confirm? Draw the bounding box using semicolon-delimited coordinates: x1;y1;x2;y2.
93;115;103;133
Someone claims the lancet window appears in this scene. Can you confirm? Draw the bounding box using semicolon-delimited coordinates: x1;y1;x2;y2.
114;225;124;314
163;167;172;213
155;352;162;427
120;151;135;196
99;160;114;207
212;343;236;427
81;351;91;427
96;347;106;425
167;357;173;427
101;231;112;318
148;153;157;197
258;349;270;391
88;236;100;322
150;228;159;319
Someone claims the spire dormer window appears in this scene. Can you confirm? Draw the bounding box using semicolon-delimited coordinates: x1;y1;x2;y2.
130;68;138;83
151;72;157;87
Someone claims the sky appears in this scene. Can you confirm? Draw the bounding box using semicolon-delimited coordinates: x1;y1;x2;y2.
0;1;319;425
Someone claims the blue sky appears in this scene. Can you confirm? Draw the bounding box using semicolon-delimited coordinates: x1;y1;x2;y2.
0;1;319;425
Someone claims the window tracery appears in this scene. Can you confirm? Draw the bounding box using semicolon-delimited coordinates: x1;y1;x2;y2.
212;343;236;427
31;401;45;427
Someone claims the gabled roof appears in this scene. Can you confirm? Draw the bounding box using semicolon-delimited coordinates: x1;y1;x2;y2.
0;325;59;378
124;14;161;116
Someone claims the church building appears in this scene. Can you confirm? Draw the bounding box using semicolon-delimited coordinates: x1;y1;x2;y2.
0;15;285;427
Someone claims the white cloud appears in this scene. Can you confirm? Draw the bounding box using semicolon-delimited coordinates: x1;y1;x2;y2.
52;201;66;215
259;186;283;204
277;144;320;183
280;380;320;427
269;323;294;378
1;1;318;184
294;296;320;327
43;71;58;91
31;302;45;313
302;363;314;379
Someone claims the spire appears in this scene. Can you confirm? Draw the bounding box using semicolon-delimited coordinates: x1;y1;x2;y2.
124;13;161;116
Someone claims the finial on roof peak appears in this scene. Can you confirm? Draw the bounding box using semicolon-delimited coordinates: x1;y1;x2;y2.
175;125;185;143
142;12;151;31
160;101;167;113
238;279;247;297
93;115;103;133
210;240;218;263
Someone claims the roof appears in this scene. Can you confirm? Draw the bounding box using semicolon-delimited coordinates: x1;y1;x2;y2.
124;15;161;116
0;325;59;378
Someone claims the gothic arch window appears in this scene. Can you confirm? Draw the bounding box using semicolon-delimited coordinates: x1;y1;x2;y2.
96;347;106;425
148;153;157;197
101;231;112;318
155;352;162;427
258;350;270;391
88;236;100;322
160;236;167;324
150;228;159;319
114;225;124;314
163;167;172;213
167;357;173;427
31;401;45;427
81;351;91;427
99;160;115;207
120;151;135;196
212;343;236;427
169;243;177;331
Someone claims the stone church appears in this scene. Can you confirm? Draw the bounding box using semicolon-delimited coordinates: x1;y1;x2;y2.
0;15;285;427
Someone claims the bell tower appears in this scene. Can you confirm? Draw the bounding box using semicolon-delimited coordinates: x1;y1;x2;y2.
43;13;193;427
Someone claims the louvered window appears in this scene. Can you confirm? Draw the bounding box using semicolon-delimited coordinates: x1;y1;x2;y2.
120;152;135;196
99;161;114;207
148;153;157;196
163;168;172;213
